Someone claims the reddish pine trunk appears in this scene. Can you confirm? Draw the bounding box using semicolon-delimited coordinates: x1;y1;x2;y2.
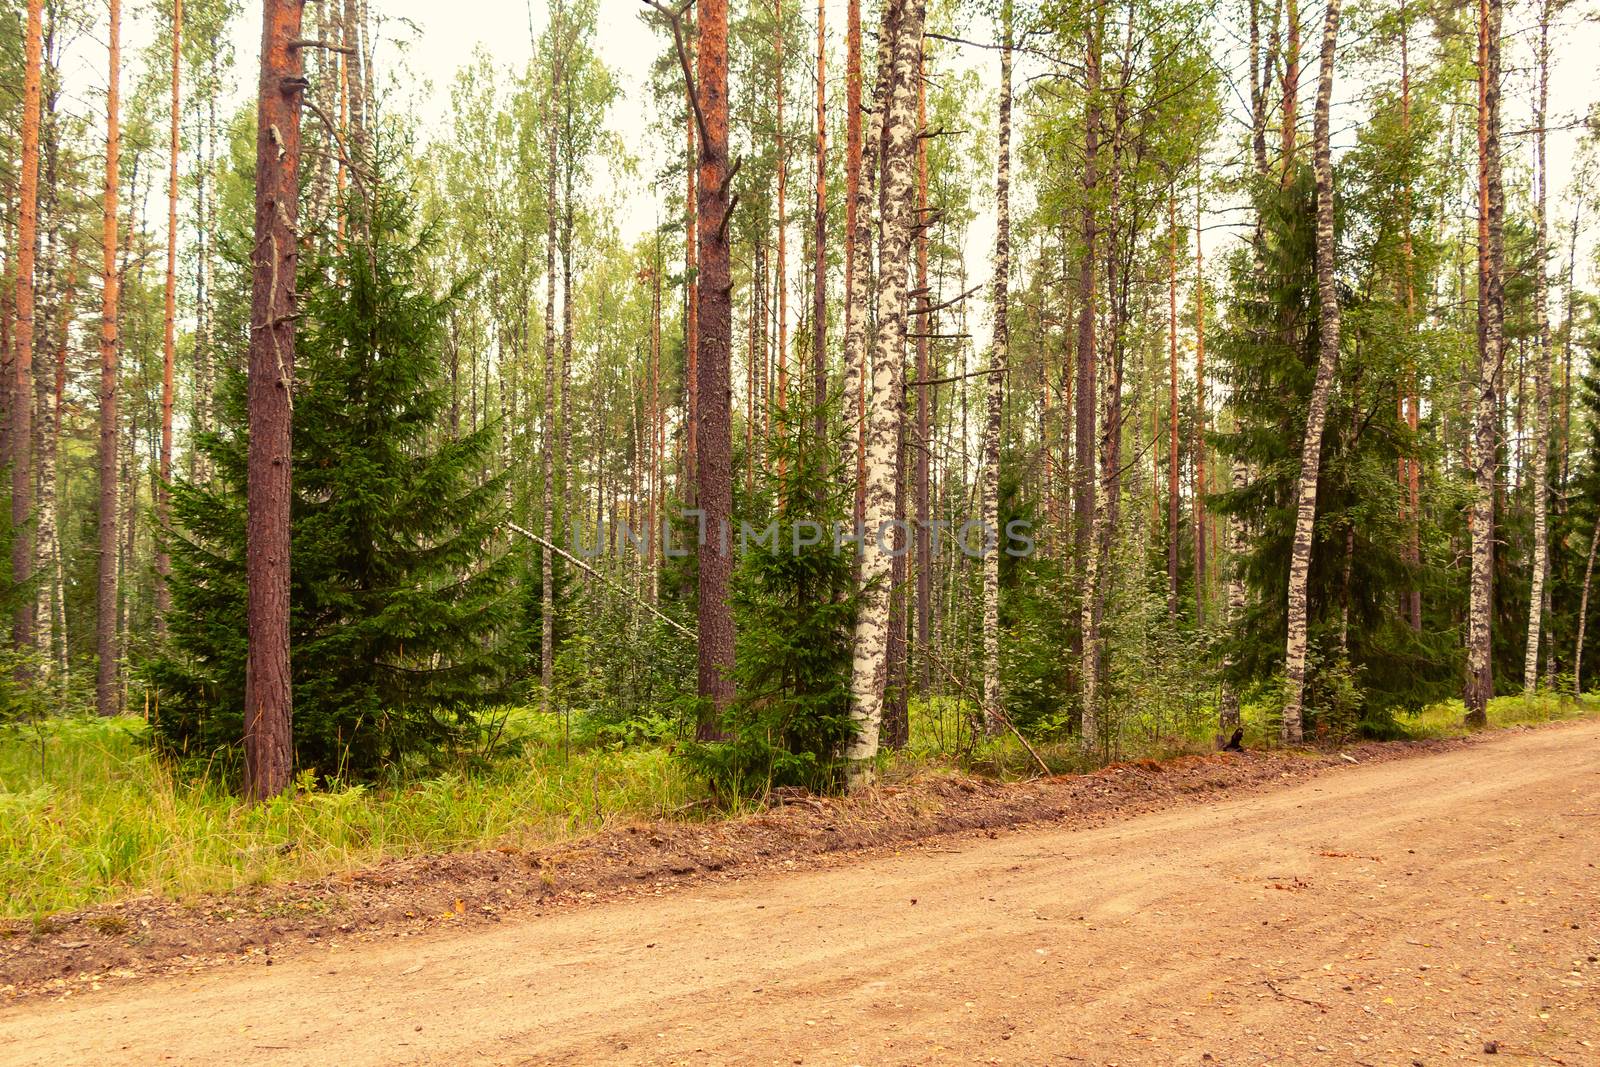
11;0;44;654
243;0;307;799
695;0;737;727
96;0;122;718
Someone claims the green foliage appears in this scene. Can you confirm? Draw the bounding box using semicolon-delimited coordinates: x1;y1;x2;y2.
149;166;519;783
1213;167;1459;731
680;402;860;795
995;463;1071;734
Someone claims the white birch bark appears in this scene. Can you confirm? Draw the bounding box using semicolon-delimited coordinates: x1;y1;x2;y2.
1465;0;1503;725
981;6;1011;732
845;0;923;791
1281;0;1341;744
1523;0;1550;695
839;2;896;494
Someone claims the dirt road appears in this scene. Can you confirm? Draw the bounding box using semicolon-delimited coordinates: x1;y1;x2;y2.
3;722;1597;1066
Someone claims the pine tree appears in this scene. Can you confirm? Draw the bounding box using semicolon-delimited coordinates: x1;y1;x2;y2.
152;178;519;782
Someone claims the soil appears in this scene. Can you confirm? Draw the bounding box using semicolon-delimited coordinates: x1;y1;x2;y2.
1;720;1596;1064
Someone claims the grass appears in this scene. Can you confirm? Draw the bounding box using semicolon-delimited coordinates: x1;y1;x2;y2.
1403;690;1596;738
0;712;705;920
3;691;1594;921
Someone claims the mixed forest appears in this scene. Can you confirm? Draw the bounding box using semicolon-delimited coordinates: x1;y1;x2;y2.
2;0;1598;815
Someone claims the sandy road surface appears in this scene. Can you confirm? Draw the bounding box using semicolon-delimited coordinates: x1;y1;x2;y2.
3;722;1598;1066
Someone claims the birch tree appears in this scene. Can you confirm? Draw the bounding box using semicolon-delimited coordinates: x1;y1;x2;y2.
1465;0;1502;727
845;0;923;790
981;2;1012;732
1280;0;1341;744
1523;0;1551;695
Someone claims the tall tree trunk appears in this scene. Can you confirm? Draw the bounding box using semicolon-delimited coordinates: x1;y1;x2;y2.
982;3;1011;733
774;0;788;479
1248;0;1268;177
685;79;698;490
541;5;562;712
1523;0;1550;695
1166;194;1179;619
1281;0;1341;745
540;6;566;710
845;0;922;790
1399;0;1422;631
156;0;182;637
882;413;909;748
96;0;123;718
913;43;931;694
1574;512;1600;695
811;0;827;444
193;57;216;483
1192;184;1207;627
1280;0;1299;177
341;0;366;159
649;245;663;602
243;0;306;798
1465;0;1502;727
841;0;896;524
1074;17;1101;718
695;0;738;729
842;0;861;416
12;0;44;655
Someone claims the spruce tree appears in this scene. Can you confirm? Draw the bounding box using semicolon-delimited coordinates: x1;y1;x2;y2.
151;176;518;781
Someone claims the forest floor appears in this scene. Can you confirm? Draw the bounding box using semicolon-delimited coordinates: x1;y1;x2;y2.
1;719;1596;1065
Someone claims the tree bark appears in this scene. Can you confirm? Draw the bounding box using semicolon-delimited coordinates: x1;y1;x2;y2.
1465;0;1502;727
1192;184;1207;627
1281;0;1341;745
842;0;861;411
845;0;922;790
913;43;931;694
1075;17;1101;721
811;0;827;444
243;0;306;798
695;0;738;729
193;55;217;483
341;0;366;159
841;0;896;527
1523;0;1550;695
1574;511;1600;695
1280;0;1299;178
11;0;44;655
1166;194;1179;620
157;0;182;637
981;4;1011;734
685;77;698;491
541;2;562;712
1398;0;1422;632
96;0;123;718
